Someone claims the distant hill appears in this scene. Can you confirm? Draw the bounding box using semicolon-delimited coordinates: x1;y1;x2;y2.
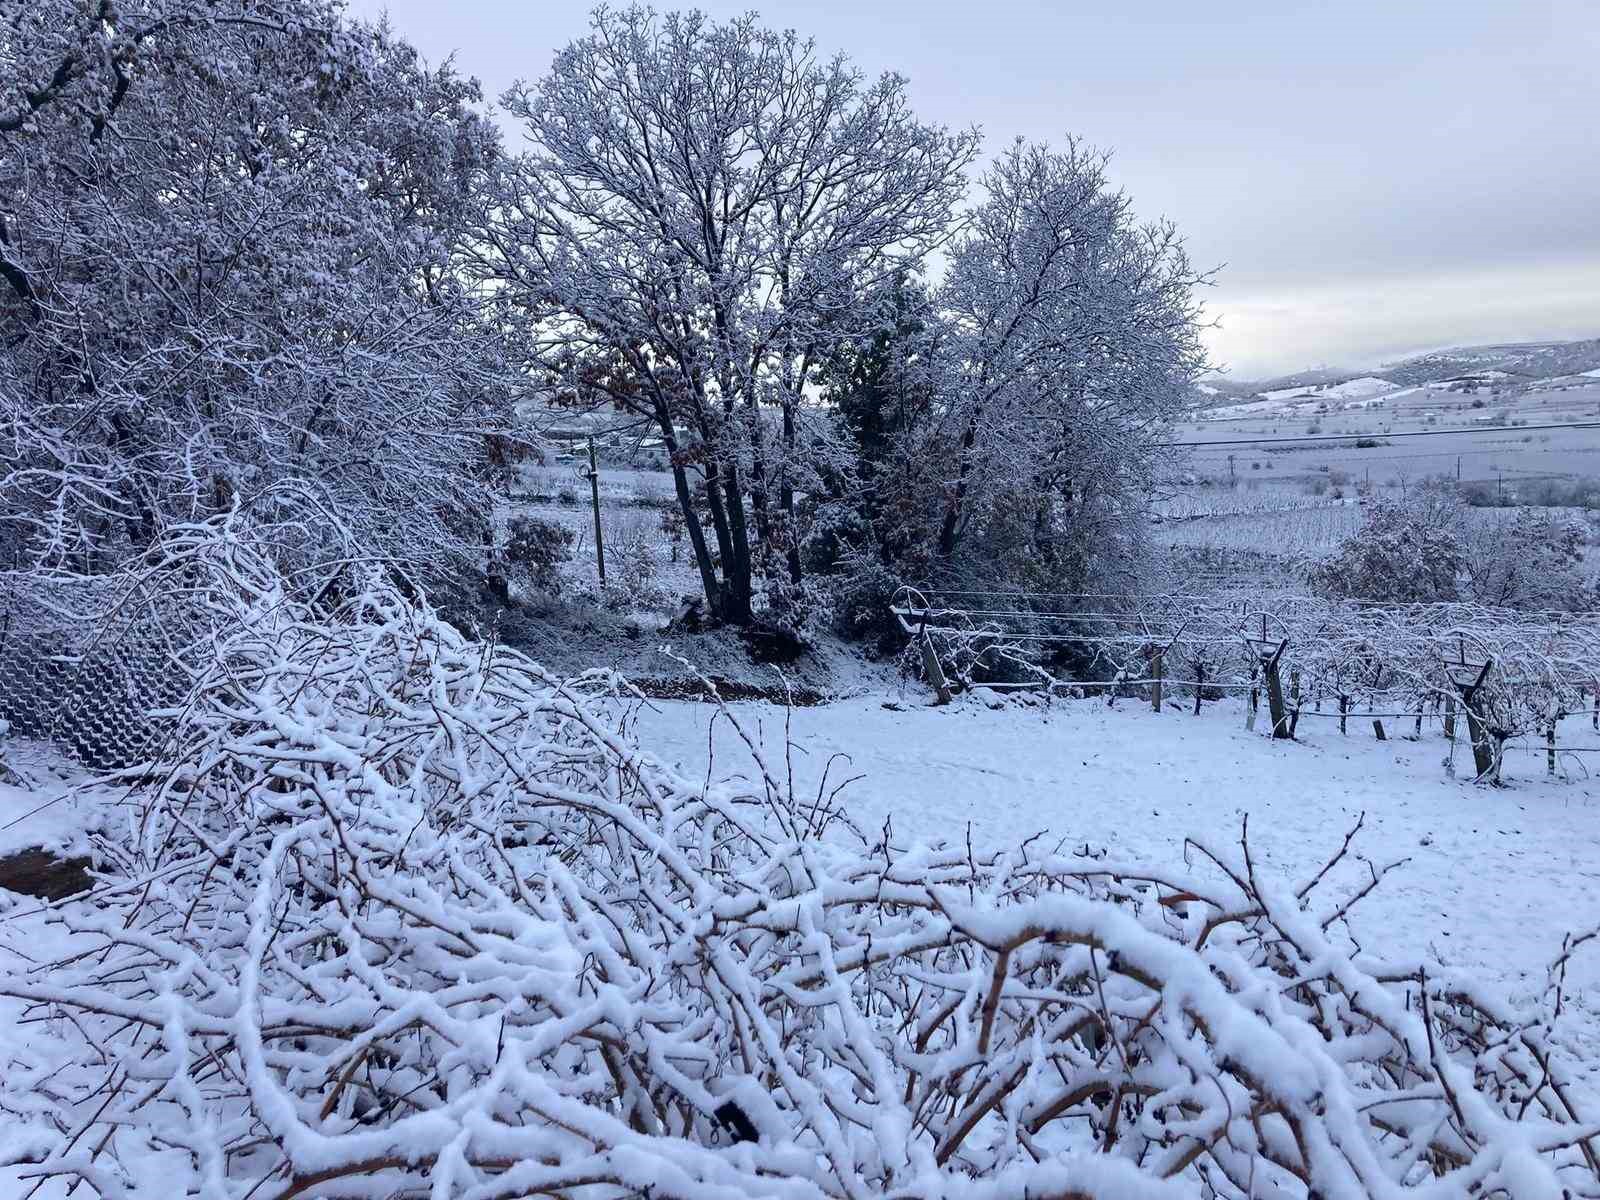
1379;338;1600;386
1195;336;1600;416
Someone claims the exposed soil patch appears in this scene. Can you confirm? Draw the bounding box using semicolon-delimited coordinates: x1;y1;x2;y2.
0;847;93;901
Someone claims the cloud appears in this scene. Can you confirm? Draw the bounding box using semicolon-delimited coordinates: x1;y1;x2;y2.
1204;258;1600;378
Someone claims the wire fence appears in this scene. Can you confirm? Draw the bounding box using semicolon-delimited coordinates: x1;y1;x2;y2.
890;585;1600;764
0;573;198;771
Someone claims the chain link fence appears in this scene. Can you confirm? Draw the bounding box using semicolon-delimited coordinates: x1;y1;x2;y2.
0;573;199;771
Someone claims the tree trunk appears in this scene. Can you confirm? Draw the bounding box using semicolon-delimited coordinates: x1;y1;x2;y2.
719;459;754;625
659;424;722;619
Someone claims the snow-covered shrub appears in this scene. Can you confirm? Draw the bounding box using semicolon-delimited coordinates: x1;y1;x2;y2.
496;513;575;603
1466;508;1593;611
3;529;1598;1197
1;0;514;591
1308;494;1466;603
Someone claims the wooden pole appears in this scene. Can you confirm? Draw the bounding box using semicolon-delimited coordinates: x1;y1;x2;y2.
1150;651;1163;713
1372;718;1386;741
1548;722;1558;776
1461;696;1494;779
1264;642;1290;739
920;630;952;706
587;438;606;587
1193;663;1205;715
1444;693;1456;742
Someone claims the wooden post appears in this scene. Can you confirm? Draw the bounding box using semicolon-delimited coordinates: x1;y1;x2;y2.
1372;718;1386;741
1413;703;1423;740
1444;693;1456;742
1193;663;1205;715
1263;640;1290;739
1461;696;1494;780
586;438;606;587
920;630;952;706
1338;694;1349;736
1288;668;1303;737
1150;650;1163;713
1548;722;1558;776
1451;660;1495;781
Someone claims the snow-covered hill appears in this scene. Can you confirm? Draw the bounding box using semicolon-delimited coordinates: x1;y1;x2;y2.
1196;336;1600;418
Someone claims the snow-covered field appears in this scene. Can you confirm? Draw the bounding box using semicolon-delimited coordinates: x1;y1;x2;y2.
627;690;1600;1013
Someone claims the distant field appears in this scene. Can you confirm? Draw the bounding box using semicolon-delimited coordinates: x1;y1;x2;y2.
1176;381;1600;489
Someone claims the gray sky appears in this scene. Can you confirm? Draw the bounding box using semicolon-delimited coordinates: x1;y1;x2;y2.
348;0;1600;379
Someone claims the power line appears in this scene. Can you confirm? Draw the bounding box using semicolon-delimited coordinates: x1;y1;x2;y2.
1166;420;1600;449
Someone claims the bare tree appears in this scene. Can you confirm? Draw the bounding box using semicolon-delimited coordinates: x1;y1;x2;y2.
478;7;978;625
1;0;514;589
929;139;1209;593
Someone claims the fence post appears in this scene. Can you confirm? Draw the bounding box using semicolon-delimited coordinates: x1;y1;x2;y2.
920;631;952;706
1444;693;1456;742
1548;720;1558;776
586;438;606;587
1372;718;1386;741
1193;662;1205;715
1460;693;1495;780
1338;694;1349;736
1150;650;1163;713
1263;640;1291;739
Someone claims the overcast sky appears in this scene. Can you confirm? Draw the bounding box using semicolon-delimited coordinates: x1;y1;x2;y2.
348;0;1600;380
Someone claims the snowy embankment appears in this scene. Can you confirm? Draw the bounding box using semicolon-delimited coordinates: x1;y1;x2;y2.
629;689;1600;1012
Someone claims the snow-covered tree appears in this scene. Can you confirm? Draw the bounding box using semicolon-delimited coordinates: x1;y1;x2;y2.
927;139;1209;596
478;7;978;625
1;0;513;589
1308;493;1466;603
1466;508;1593;611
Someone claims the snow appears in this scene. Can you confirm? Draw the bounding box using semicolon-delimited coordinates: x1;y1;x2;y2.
6;668;1600;1195
1315;375;1400;401
626;690;1600;1009
0;742;105;861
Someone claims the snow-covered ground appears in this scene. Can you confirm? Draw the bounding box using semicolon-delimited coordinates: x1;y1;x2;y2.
5;686;1600;1193
627;690;1600;1013
0;741;103;863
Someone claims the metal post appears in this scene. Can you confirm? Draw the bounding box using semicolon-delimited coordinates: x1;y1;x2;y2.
586;438;606;587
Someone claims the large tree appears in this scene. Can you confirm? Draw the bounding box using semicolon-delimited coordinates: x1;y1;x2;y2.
479;7;978;625
1;0;511;587
873;140;1210;597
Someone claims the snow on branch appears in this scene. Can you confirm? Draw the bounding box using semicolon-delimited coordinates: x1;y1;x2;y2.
1;524;1596;1198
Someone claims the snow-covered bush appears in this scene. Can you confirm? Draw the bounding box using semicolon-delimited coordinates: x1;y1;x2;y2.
1308;494;1466;603
1466;509;1594;611
1;0;513;590
492;513;575;604
2;524;1598;1198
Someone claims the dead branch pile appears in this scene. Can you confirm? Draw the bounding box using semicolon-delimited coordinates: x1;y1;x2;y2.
2;526;1596;1198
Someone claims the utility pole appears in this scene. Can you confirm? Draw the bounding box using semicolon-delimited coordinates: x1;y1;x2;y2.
585;437;606;586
